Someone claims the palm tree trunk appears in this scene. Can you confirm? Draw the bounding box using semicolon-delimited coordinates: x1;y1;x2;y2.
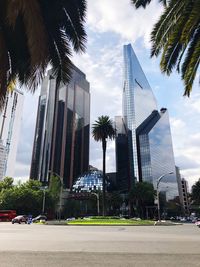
102;139;106;216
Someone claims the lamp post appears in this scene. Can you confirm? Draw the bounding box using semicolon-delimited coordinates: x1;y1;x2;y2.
49;171;63;221
41;186;48;214
91;192;100;216
156;172;173;221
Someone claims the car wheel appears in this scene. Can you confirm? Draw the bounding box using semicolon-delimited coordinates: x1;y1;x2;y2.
12;222;14;224
18;221;21;224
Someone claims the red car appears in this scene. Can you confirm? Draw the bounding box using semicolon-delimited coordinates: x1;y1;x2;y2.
12;215;28;224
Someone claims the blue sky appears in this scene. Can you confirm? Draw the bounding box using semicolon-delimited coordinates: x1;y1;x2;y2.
14;0;200;188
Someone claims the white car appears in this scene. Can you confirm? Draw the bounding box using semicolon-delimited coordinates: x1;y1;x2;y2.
195;221;200;228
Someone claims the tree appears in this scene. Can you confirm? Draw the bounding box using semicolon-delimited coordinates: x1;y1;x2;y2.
92;115;116;216
48;175;62;211
191;178;200;204
0;0;87;108
129;182;155;218
0;177;14;192
0;179;54;216
131;0;200;96
107;191;123;216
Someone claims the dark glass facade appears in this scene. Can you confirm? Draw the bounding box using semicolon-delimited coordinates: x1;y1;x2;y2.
115;116;132;191
30;66;90;189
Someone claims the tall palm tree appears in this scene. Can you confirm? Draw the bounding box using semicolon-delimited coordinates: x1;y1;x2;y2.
0;0;87;108
131;0;200;96
92;116;116;216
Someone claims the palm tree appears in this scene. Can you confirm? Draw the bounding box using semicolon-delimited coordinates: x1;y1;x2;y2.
0;0;87;108
131;0;200;96
92;116;116;216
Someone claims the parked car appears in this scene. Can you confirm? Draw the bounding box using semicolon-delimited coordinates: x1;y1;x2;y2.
12;215;28;224
32;215;47;223
180;217;187;222
195;219;200;228
66;217;76;221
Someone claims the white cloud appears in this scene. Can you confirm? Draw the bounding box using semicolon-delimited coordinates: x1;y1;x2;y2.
170;93;200;188
87;0;162;47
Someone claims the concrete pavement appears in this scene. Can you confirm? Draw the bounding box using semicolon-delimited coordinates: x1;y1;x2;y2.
0;222;200;266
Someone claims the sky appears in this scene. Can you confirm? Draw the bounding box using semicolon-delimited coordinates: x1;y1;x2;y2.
14;0;200;189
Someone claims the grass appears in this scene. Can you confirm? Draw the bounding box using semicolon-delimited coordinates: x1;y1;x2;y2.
66;218;154;226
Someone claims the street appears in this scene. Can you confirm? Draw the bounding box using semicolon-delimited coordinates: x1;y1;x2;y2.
0;222;200;266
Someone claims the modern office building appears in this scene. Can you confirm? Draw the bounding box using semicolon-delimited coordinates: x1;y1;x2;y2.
176;166;190;214
115;116;131;192
123;44;157;181
30;65;90;189
0;140;7;180
0;89;24;179
117;44;179;199
180;178;190;215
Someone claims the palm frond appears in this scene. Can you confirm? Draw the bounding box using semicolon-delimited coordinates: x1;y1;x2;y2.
181;26;200;96
151;0;184;57
92;116;116;142
0;0;87;108
62;0;87;52
7;0;49;69
150;0;200;95
131;0;167;9
0;28;9;109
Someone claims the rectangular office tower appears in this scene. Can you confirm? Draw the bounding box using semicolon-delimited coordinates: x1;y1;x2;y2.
0;89;24;180
119;44;179;199
30;65;90;189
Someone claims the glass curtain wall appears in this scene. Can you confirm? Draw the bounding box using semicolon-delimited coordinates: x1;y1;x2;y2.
30;66;90;189
123;44;157;181
137;109;179;200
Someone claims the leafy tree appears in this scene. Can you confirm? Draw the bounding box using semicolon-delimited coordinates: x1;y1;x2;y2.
0;179;54;216
191;178;200;204
92;116;116;216
48;175;62;210
129;182;155;218
107;191;123;216
166;196;182;217
131;0;200;96
0;0;86;107
0;177;14;192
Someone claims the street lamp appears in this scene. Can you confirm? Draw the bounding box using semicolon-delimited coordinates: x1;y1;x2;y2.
40;186;48;214
91;192;100;216
49;171;63;221
156;172;173;221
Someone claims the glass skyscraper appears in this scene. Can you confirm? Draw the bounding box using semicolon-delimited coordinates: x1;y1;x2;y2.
123;44;157;180
30;65;90;189
120;44;179;199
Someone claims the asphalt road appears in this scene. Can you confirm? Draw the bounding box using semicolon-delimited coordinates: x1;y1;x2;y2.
0;222;200;266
